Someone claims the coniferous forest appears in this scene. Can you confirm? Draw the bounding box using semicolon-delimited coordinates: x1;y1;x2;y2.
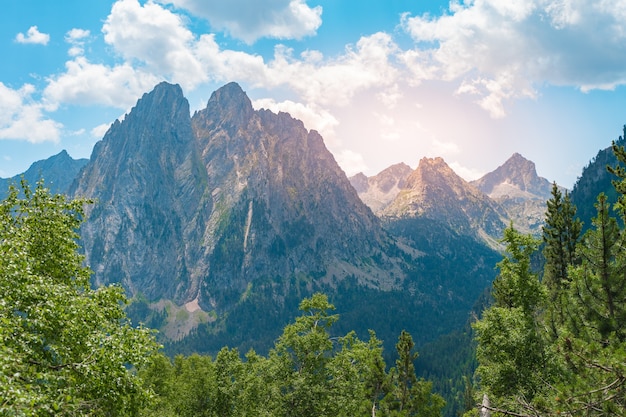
4;137;626;416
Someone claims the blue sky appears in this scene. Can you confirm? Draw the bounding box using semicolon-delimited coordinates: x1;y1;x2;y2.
3;0;626;189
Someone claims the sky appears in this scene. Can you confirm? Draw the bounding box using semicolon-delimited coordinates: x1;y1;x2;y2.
3;0;626;189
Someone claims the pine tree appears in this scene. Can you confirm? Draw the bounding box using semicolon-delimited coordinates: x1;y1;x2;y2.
542;182;582;338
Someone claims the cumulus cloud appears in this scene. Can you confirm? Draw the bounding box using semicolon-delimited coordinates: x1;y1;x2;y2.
103;0;207;89
15;26;50;45
265;33;400;107
0;83;62;143
158;0;322;43
43;56;160;110
91;123;113;139
401;0;626;117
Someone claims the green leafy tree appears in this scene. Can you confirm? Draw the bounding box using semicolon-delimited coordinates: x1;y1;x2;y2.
473;225;551;410
0;180;159;416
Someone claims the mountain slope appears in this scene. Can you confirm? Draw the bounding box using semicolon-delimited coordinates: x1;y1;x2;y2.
70;82;210;304
570;132;625;229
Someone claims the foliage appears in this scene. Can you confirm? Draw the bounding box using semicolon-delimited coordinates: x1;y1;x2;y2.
140;293;445;417
470;142;626;416
0;180;159;416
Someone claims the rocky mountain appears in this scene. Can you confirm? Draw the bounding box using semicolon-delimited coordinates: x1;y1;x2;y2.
71;81;484;351
349;163;413;213
471;153;552;200
1;82;502;356
471;152;554;235
381;157;508;247
70;82;210;309
352;153;555;243
0;150;88;199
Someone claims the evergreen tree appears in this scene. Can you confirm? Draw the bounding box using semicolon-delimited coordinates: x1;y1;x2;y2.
568;193;626;343
382;331;445;417
542;182;582;338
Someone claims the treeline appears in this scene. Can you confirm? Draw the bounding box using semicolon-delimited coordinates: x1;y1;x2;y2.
139;294;445;416
470;140;626;416
0;180;445;416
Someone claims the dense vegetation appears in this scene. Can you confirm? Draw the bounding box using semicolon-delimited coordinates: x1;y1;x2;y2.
0;181;444;416
6;136;626;416
0;181;158;416
470;141;626;416
139;294;445;416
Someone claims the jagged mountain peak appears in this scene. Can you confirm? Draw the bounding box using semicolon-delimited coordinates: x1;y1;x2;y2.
404;157;465;191
198;81;254;130
131;81;187;118
348;162;412;213
471;152;552;200
382;156;506;246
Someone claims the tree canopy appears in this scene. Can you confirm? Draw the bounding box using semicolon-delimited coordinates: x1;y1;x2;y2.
0;180;159;416
471;142;626;416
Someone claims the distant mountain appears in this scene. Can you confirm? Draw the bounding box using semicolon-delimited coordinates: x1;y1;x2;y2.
471;152;554;235
471;153;553;200
349;163;412;213
0;150;88;199
351;153;556;241
382;157;508;247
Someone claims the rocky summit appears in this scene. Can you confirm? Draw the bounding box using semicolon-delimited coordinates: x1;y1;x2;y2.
381;157;508;247
70;81;416;344
471;153;555;235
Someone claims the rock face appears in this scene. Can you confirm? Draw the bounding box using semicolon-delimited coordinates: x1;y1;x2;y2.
190;82;401;309
70;82;210;303
382;157;508;246
71;81;403;316
349;163;412;214
0;150;88;199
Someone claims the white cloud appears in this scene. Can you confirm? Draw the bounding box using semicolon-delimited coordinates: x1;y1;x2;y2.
15;26;50;45
43;57;160;109
266;32;400;107
0;83;62;143
401;0;626;117
103;0;207;89
91;123;112;139
335;149;368;177
158;0;322;43
448;161;485;182
65;28;91;57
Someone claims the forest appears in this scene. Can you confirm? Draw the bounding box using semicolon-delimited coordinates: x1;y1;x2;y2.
3;139;626;416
